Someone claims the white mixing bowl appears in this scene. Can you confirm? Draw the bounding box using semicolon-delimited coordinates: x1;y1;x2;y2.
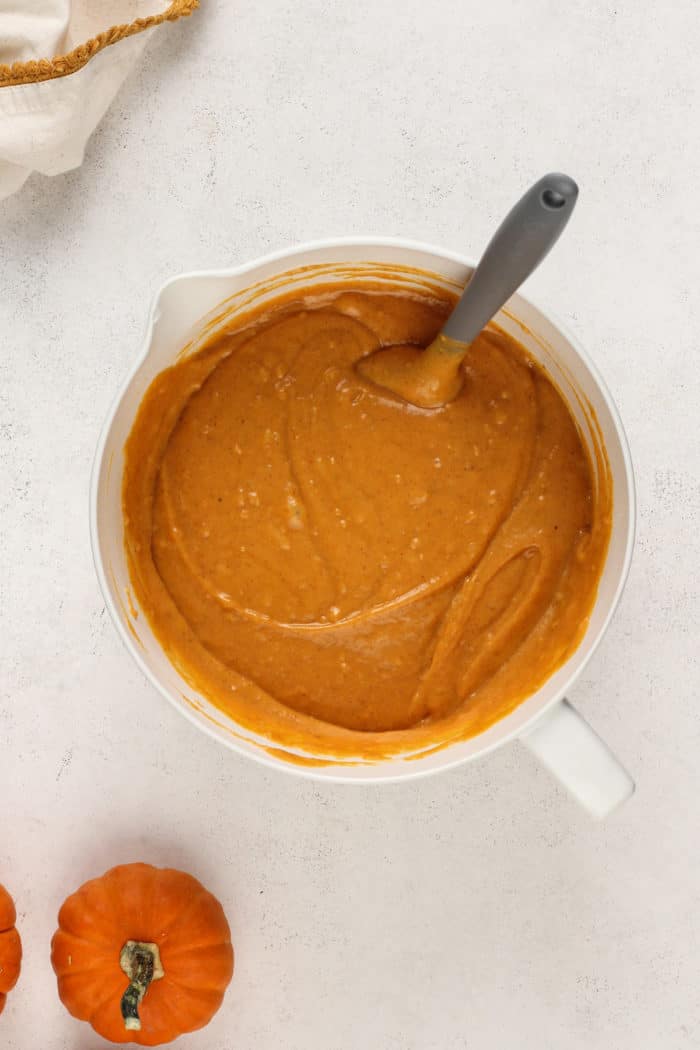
91;239;635;817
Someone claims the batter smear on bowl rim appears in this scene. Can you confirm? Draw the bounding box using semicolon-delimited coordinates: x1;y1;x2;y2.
122;278;612;762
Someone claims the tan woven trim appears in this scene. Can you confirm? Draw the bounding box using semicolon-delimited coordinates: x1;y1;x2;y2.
0;0;199;88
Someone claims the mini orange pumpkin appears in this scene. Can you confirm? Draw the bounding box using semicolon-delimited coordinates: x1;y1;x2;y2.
51;863;234;1045
0;883;22;1017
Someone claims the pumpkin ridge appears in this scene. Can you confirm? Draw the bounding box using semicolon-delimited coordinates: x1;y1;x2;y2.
0;926;22;995
54;927;116;950
52;929;119;956
162;983;224;1005
160;933;233;959
56;890;124;946
0;886;17;933
139;865;199;942
52;947;116;977
147;981;224;1033
85;980;123;1025
55;970;124;1021
155;887;213;942
165;976;230;994
114;860;178;928
159;946;234;992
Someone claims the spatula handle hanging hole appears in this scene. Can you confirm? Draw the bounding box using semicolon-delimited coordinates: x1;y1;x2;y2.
541;188;567;209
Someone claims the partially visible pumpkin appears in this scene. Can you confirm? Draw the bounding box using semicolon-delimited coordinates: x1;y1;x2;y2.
0;883;22;1017
51;863;234;1045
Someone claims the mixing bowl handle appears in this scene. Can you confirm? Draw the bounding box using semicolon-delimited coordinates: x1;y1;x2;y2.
520;699;634;818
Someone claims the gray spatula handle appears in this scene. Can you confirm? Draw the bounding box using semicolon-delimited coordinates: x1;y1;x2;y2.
442;173;578;344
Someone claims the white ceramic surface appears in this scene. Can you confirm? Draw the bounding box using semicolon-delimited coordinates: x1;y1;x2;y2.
91;239;635;813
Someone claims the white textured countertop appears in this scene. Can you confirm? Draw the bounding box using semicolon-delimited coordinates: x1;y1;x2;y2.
1;2;699;1048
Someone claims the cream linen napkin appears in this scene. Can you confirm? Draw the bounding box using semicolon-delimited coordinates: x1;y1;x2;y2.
0;0;197;199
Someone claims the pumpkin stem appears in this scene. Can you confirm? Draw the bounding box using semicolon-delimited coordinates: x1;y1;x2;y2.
119;940;164;1032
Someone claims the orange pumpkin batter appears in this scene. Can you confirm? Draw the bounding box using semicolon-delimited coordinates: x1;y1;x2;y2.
123;280;611;761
